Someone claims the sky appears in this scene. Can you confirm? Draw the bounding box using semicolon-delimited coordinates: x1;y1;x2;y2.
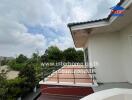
0;0;119;57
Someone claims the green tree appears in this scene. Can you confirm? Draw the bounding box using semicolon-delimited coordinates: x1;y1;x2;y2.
63;48;77;62
76;50;84;62
19;64;37;90
0;70;8;99
7;77;26;99
16;54;28;63
29;53;42;85
8;54;28;71
0;70;27;100
29;53;40;63
41;46;84;63
41;46;63;62
41;49;48;62
8;59;26;71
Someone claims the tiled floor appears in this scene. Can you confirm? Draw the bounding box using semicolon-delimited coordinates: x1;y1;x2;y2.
46;66;93;84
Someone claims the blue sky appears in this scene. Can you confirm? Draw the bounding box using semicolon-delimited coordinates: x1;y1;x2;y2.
0;0;119;57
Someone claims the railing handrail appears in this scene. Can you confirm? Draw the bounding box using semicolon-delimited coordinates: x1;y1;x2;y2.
47;77;96;79
42;66;96;85
55;67;96;69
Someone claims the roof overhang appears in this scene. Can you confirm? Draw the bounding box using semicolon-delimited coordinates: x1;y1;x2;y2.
68;0;132;48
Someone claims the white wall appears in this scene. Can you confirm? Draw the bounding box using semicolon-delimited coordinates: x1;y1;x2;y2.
120;24;132;83
86;31;126;83
85;22;132;83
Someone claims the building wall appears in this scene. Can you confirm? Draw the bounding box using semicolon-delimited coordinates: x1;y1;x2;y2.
86;31;127;83
120;23;132;83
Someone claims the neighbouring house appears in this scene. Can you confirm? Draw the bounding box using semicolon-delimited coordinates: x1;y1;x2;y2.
68;0;132;100
0;56;14;61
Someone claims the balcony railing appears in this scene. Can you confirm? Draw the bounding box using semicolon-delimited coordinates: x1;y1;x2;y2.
41;64;96;85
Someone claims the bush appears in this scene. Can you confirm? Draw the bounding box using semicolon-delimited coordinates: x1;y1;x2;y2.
19;64;37;90
0;71;8;99
8;60;26;71
7;77;26;99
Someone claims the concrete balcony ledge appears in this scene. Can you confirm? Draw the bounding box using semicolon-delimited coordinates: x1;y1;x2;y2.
39;80;98;87
80;88;132;100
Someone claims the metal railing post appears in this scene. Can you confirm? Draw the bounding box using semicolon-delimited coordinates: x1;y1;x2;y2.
57;70;59;83
42;63;45;82
73;68;75;84
92;67;94;85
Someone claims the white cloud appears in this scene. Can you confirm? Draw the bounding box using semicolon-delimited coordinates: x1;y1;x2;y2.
71;7;91;21
0;0;120;57
0;14;46;57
